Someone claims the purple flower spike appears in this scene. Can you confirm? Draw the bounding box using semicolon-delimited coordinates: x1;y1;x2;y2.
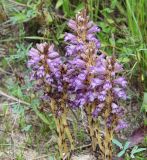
27;42;64;96
64;10;127;132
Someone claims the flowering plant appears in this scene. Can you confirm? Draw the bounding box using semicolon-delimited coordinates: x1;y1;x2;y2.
27;9;127;160
28;43;74;159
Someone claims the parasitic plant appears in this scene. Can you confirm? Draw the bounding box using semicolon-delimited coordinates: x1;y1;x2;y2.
64;10;127;160
27;9;127;160
64;10;101;152
27;43;74;159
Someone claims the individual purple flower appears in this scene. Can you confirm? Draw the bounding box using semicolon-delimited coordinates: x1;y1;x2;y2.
115;120;128;132
70;58;86;68
48;51;59;59
91;78;104;88
87;25;100;34
111;103;118;110
36;66;45;78
113;88;127;100
92;103;104;117
78;73;87;81
103;80;112;91
67;19;77;31
111;103;124;115
114;62;123;73
45;74;53;85
64;33;77;43
87;91;97;102
114;77;127;88
89;65;106;75
98;91;106;102
74;79;85;91
36;42;48;52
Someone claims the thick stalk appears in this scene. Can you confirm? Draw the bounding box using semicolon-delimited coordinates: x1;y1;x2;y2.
94;120;104;158
61;109;74;150
50;99;69;159
85;105;97;151
101;109;113;160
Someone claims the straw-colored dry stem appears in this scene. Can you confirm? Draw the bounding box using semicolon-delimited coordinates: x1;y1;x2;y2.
61;108;74;150
97;109;113;160
85;105;97;151
50;99;68;159
50;98;74;159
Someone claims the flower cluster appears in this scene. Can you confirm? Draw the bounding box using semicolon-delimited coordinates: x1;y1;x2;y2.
91;56;128;131
64;10;127;131
64;10;101;108
65;10;100;57
27;43;74;159
27;42;64;97
91;57;127;113
27;10;128;159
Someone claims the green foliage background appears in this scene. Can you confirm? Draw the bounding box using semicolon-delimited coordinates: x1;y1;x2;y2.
0;0;147;159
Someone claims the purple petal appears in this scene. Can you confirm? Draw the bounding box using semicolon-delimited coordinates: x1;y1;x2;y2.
114;77;127;88
68;19;77;31
48;52;59;59
88;25;100;34
91;78;104;88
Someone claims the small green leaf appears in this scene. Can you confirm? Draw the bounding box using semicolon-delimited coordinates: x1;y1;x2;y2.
118;57;130;63
124;141;130;150
21;125;32;132
46;12;53;23
12;104;25;114
143;93;147;104
130;146;146;158
63;0;70;16
141;104;147;112
107;18;114;24
74;3;84;13
55;0;63;9
48;156;55;160
112;139;123;149
2;102;9;114
33;108;50;125
134;148;146;153
109;37;115;46
111;0;118;9
141;92;147;112
117;150;126;157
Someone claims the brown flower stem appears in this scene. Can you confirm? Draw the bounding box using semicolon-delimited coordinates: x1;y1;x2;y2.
100;109;113;160
50;98;69;159
85;105;97;151
94;121;104;154
61;107;74;150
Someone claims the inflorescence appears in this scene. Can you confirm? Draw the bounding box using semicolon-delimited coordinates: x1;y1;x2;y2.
27;9;127;160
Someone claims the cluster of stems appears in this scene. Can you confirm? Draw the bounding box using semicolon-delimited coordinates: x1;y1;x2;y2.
28;9;127;160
